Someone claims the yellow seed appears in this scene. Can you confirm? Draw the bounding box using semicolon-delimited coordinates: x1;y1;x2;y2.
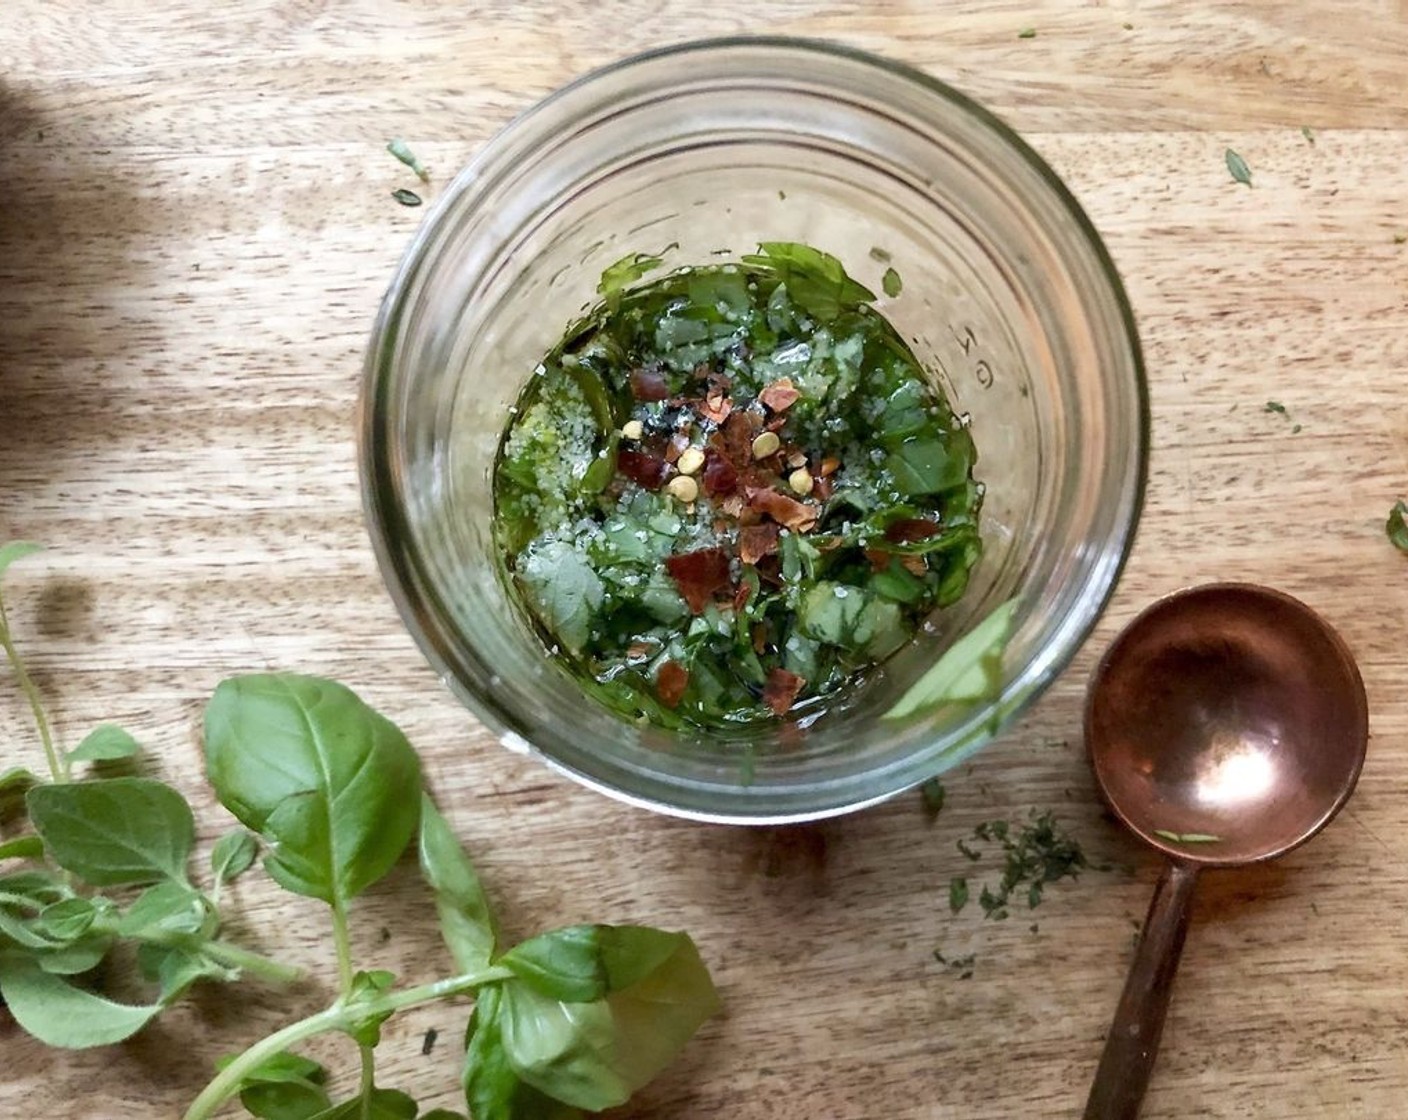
676;447;705;475
751;431;781;459
788;468;814;496
620;419;644;441
666;475;699;503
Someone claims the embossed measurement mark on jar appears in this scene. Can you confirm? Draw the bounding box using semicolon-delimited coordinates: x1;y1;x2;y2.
953;325;996;389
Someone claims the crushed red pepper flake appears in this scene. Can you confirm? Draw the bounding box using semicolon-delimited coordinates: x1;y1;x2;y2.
747;486;818;533
762;667;806;716
759;378;800;412
732;580;753;612
629;368;669;401
864;548;892;571
700;389;733;424
616;448;671;490
656;660;689;708
885;518;941;544
664;431;690;464
900;554;928;576
819;456;841;476
701;447;738;497
717;410;762;466
813;474;834;500
738;523;781;565
665;547;733;614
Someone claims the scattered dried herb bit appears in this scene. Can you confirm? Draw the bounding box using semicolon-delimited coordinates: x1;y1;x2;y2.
1225;147;1253;187
1301;126;1315;145
657;660;690;708
881;267;903;298
920;778;945;820
1291;423;1302;434
762;667;806;716
391;188;423;207
1017;27;1037;39
1122;21;1134;30
1385;501;1408;553
1264;400;1287;415
956;838;982;862
1395;234;1407;245
868;245;892;263
387;138;430;183
949;876;969;914
1152;829;1222;844
421;1027;439;1056
932;950;975;979
954;810;1088;923
666;547;733;614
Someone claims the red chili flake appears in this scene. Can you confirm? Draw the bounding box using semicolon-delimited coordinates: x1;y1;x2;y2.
762;667;806;716
700;389;733;424
751;622;768;655
717;409;761;466
630;368;670;401
813;474;834;500
818;456;841;477
732;580;753;612
701;447;739;497
764;413;788;432
738;523;781;565
720;494;746;518
753;554;783;586
864;548;892;571
759;378;800;413
616;448;671;490
748;487;818;533
664;430;690;464
901;554;928;576
656;660;689;708
665;547;732;614
884;518;941;544
626;641;656;660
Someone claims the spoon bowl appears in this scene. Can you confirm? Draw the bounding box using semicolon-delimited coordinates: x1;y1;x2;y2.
1089;582;1368;867
1083;583;1367;1119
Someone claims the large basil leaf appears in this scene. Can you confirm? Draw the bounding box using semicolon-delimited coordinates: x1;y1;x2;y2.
497;926;719;1111
26;778;194;886
203;674;422;905
463;985;586;1120
418;795;497;971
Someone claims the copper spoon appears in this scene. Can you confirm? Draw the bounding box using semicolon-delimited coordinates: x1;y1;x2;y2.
1083;583;1368;1120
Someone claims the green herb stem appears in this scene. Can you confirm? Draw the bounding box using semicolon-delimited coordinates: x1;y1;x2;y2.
358;1044;376;1120
182;964;513;1120
197;937;307;985
0;597;66;783
331;896;356;994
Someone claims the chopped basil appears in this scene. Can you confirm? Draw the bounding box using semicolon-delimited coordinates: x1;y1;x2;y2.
390;188;422;207
493;244;983;729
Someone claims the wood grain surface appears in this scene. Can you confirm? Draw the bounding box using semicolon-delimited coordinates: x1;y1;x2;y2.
2;3;1407;1117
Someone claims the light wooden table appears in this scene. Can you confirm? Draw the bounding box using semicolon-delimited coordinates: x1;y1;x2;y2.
2;3;1406;1117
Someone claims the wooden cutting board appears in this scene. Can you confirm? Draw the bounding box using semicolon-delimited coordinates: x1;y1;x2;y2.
2;3;1406;1116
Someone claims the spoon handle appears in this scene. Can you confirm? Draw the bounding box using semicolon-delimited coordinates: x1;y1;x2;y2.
1083;860;1199;1120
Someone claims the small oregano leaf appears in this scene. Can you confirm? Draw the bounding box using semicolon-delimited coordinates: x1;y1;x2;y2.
117;880;206;937
0;767;39;821
0;835;44;860
0;953;161;1047
418;795;497;971
1225;147;1252;187
66;725;142;764
26;778;195;885
210;827;260;886
34;897;96;941
36;932;111;976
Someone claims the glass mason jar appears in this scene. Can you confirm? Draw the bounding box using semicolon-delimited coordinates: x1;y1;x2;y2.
360;38;1148;824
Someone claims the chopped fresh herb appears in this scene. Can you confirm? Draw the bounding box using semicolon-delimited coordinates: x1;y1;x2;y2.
1301;126;1315;145
956;838;982;862
1386;501;1408;553
421;1027;438;1055
884;599;1017;721
495;244;983;730
1395;234;1407;245
1017;27;1037;39
881;267;903;298
1122;21;1134;30
777;189;786;200
390;188;422;207
1225;148;1253;187
1291;423;1302;434
949;877;969;914
948;810;1087;924
386;138;430;183
920;778;946;820
1264;400;1287;415
1152;829;1222;844
868;246;892;263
